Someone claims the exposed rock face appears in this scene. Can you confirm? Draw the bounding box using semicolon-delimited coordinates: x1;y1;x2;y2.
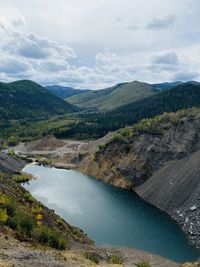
78;113;200;249
0;152;25;174
80;114;200;188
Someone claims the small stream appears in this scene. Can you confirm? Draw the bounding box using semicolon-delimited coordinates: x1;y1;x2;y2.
23;164;199;263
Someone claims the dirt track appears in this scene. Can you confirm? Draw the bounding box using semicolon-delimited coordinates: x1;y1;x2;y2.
0;232;179;267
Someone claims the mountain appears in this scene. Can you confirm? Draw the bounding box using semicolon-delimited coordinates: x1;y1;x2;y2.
64;82;200;139
108;82;200;122
67;81;157;111
152;81;200;91
152;81;183;91
46;85;89;99
0;80;78;120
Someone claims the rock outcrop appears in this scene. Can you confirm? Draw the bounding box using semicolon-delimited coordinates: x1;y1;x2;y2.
80;112;200;188
0;152;25;174
78;110;200;249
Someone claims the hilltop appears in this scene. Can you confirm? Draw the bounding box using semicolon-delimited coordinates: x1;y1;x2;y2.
67;81;157;111
0;80;78;120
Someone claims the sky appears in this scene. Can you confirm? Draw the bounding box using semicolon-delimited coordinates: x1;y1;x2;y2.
0;0;200;89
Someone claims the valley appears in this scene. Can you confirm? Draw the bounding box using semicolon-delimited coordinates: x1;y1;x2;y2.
1;79;200;266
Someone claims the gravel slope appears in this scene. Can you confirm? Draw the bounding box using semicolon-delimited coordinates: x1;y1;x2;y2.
136;150;200;249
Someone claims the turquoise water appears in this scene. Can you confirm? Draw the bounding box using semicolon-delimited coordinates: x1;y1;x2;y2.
23;165;199;263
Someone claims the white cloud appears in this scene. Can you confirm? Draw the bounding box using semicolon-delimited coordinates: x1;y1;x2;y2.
152;51;178;65
147;15;176;30
0;56;31;75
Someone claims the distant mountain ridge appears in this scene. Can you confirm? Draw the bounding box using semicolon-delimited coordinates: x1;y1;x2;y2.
152;81;183;91
67;81;157;111
64;82;200;139
46;80;200;112
0;80;78;120
46;85;89;99
152;81;200;91
106;82;200;125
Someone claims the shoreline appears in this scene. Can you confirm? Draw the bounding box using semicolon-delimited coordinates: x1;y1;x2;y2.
12;140;200;257
22;157;200;254
23;162;199;263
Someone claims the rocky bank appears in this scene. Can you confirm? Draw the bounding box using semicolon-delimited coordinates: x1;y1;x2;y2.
78;110;200;250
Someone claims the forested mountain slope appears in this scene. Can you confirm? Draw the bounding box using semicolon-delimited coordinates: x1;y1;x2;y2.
152;81;183;90
67;81;157;111
46;85;89;99
64;83;200;139
0;80;78;120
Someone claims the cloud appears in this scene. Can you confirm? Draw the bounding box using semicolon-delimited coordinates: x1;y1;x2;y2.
95;50;119;64
0;56;31;75
173;70;199;81
147;15;176;30
3;31;76;61
152;51;178;65
126;24;139;31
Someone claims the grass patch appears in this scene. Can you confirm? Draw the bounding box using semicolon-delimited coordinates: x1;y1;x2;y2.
136;261;151;267
35;156;53;166
83;251;100;264
108;254;123;264
12;174;33;183
34;226;67;249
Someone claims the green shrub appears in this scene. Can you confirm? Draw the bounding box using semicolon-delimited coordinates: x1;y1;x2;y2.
49;232;61;248
59;238;67;250
35;156;52;166
121;128;132;137
83;251;100;264
13;174;32;183
7;136;19;146
19;216;34;237
35;226;50;244
108;254;123;264
34;226;67;250
72;228;84;243
23;192;34;203
17;155;33;163
0;208;8;224
0;194;15;217
5;202;15;217
7;217;18;230
7;149;15;156
111;134;126;144
136;261;151;267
